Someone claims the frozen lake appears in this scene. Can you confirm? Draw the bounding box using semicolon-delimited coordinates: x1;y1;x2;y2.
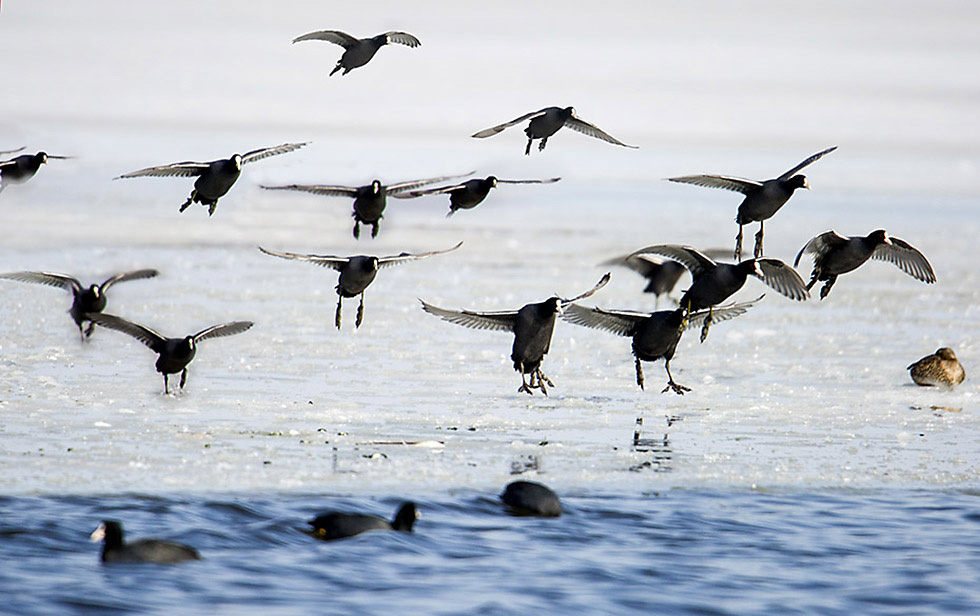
1;0;979;613
1;184;977;495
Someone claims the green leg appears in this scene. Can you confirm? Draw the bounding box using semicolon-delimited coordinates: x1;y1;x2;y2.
700;306;714;343
661;360;691;395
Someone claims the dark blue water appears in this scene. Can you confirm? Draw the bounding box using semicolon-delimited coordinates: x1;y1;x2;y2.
2;489;979;615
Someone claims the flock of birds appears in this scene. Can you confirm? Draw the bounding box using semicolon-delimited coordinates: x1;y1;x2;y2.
3;24;968;564
90;479;562;564
1;131;960;394
2;27;966;395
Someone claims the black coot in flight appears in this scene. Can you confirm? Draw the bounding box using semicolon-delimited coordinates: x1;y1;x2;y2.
630;244;808;341
116;143;307;215
668;146;837;260
0;269;159;340
563;298;759;394
794;229;935;299
0;150;70;193
262;173;467;238
472;107;637;155
292;30;421;76
393;175;560;216
420;274;610;395
86;313;253;393
259;242;462;329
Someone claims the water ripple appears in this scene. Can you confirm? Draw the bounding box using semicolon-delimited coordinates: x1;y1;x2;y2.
1;489;979;614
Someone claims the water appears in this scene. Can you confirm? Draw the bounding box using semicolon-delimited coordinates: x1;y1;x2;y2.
1;490;979;615
3;0;980;613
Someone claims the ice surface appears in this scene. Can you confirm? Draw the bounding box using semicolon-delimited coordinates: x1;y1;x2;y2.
0;0;978;495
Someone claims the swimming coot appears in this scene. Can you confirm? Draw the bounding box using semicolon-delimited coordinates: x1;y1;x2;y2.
501;481;562;517
308;502;418;540
91;520;201;564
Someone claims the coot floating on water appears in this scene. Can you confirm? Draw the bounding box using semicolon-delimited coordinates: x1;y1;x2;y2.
501;481;562;517
308;502;418;540
91;520;201;564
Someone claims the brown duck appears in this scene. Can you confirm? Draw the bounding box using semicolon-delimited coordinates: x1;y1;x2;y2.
908;348;965;388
